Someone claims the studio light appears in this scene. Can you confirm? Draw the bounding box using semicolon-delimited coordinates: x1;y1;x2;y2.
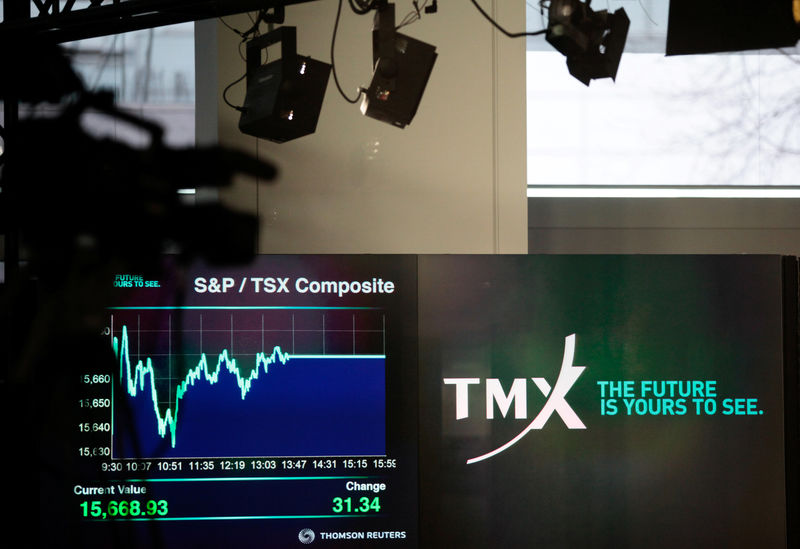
667;0;800;55
238;26;331;143
545;0;629;85
360;2;437;128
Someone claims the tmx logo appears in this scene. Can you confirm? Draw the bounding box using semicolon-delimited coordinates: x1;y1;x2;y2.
443;334;586;464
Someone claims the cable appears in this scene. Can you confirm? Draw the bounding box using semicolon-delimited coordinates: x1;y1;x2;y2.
332;0;363;104
218;16;245;37
219;12;262;112
222;72;247;112
219;11;263;42
397;0;431;30
470;0;547;38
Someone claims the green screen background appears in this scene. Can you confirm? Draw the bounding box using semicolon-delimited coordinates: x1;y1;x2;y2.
418;255;786;548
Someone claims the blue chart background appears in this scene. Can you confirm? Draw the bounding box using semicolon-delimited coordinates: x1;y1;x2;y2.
115;355;386;458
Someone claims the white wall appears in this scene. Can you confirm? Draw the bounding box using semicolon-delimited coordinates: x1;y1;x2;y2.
215;1;527;254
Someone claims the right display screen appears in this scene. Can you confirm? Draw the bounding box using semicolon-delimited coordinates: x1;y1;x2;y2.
418;255;792;548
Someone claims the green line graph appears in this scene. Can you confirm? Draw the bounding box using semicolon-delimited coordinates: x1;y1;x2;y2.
111;308;388;458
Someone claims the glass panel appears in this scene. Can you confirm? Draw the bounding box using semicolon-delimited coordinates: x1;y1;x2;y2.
526;1;800;193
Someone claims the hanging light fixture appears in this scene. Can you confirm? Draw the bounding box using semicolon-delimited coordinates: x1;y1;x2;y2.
238;26;331;143
545;0;630;85
359;2;438;128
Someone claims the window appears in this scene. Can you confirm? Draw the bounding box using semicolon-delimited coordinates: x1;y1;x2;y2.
66;21;196;148
0;0;195;149
525;0;800;198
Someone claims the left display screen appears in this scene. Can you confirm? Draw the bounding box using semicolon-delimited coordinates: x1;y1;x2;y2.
51;255;419;548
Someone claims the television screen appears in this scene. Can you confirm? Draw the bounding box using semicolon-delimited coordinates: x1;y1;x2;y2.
39;255;419;548
418;255;794;548
29;254;796;548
